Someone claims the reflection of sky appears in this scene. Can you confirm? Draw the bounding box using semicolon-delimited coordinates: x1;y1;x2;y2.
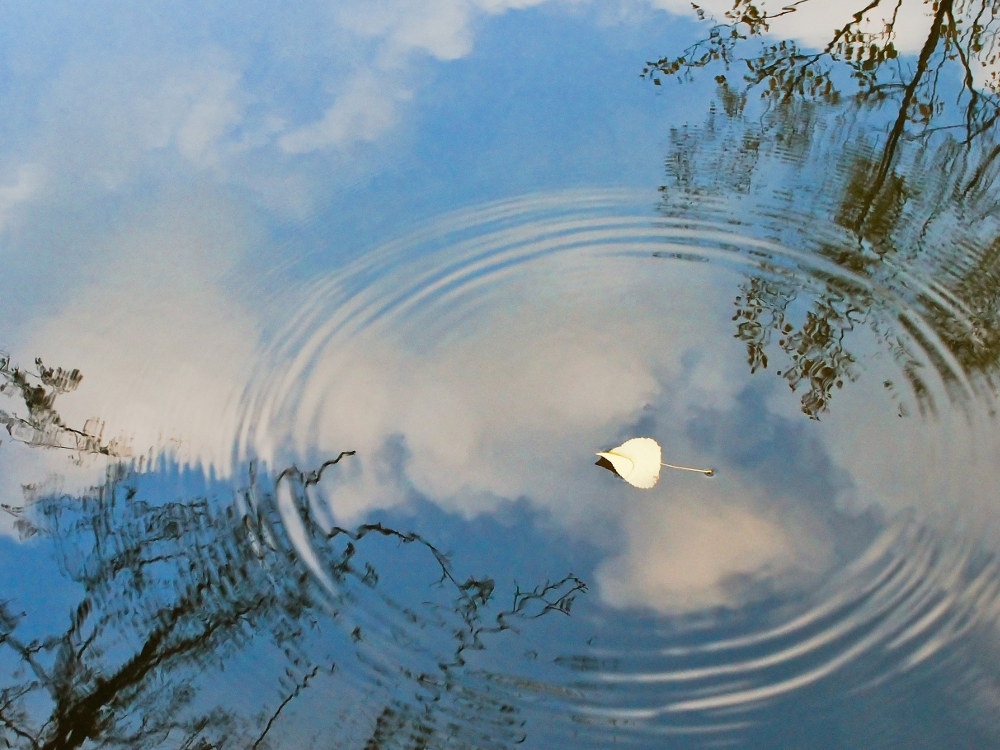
0;1;704;502
254;233;841;613
0;0;982;496
0;0;995;610
2;3;1000;745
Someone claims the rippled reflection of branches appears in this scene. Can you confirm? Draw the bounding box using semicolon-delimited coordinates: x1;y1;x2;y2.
661;77;1000;413
0;470;288;749
274;458;587;669
644;0;1000;142
733;278;865;419
0;457;587;749
0;353;128;461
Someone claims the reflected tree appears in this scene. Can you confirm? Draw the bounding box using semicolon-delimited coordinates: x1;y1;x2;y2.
0;467;291;749
732;276;866;418
651;2;1000;416
645;1;1000;135
0;453;586;749
668;99;1000;415
0;354;128;459
649;0;1000;227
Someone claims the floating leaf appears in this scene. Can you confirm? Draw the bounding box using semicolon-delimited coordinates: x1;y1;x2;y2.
596;437;713;489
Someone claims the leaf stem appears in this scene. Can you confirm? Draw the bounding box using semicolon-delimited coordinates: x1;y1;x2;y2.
661;462;715;476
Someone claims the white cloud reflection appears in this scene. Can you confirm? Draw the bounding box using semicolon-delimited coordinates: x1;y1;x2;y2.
596;485;833;612
0;0;996;626
0;184;262;526
0;0;965;226
2;182;993;620
233;230;864;614
278;69;413;154
279;0;568;154
0;0;571;222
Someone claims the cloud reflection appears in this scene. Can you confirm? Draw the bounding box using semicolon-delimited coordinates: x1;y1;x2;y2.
596;484;833;612
236;194;876;616
5;183;990;627
0;185;262;531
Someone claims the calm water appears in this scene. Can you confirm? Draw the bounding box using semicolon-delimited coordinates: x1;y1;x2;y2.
2;2;1000;748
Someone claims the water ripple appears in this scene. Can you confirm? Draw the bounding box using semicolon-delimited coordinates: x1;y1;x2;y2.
230;188;1000;746
516;515;1000;744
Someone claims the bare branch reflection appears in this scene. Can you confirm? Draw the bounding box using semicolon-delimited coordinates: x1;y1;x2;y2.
660;88;1000;416
0;450;586;749
645;1;1000;142
0;354;128;459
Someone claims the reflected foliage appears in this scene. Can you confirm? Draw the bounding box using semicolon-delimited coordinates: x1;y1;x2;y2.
661;90;1000;416
645;0;1000;140
0;457;585;749
733;278;862;418
650;0;1000;241
0;354;128;459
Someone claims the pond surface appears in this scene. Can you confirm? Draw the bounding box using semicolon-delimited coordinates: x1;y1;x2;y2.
2;2;1000;748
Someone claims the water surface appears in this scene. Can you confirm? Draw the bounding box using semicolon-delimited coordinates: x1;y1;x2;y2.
2;1;1000;748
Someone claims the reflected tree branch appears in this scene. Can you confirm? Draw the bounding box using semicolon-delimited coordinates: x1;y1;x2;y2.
645;0;1000;150
660;71;1000;415
0;354;128;461
0;448;588;749
250;663;333;750
858;0;952;231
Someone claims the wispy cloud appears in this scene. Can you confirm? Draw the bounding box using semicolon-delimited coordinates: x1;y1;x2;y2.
279;0;559;154
278;69;412;154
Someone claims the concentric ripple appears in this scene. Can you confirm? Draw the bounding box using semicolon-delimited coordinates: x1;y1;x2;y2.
233;189;1000;747
535;516;1000;742
238;189;984;460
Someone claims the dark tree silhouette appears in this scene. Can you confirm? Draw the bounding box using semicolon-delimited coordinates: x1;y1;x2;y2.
647;1;1000;232
0;455;586;750
659;88;1000;417
0;354;127;459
